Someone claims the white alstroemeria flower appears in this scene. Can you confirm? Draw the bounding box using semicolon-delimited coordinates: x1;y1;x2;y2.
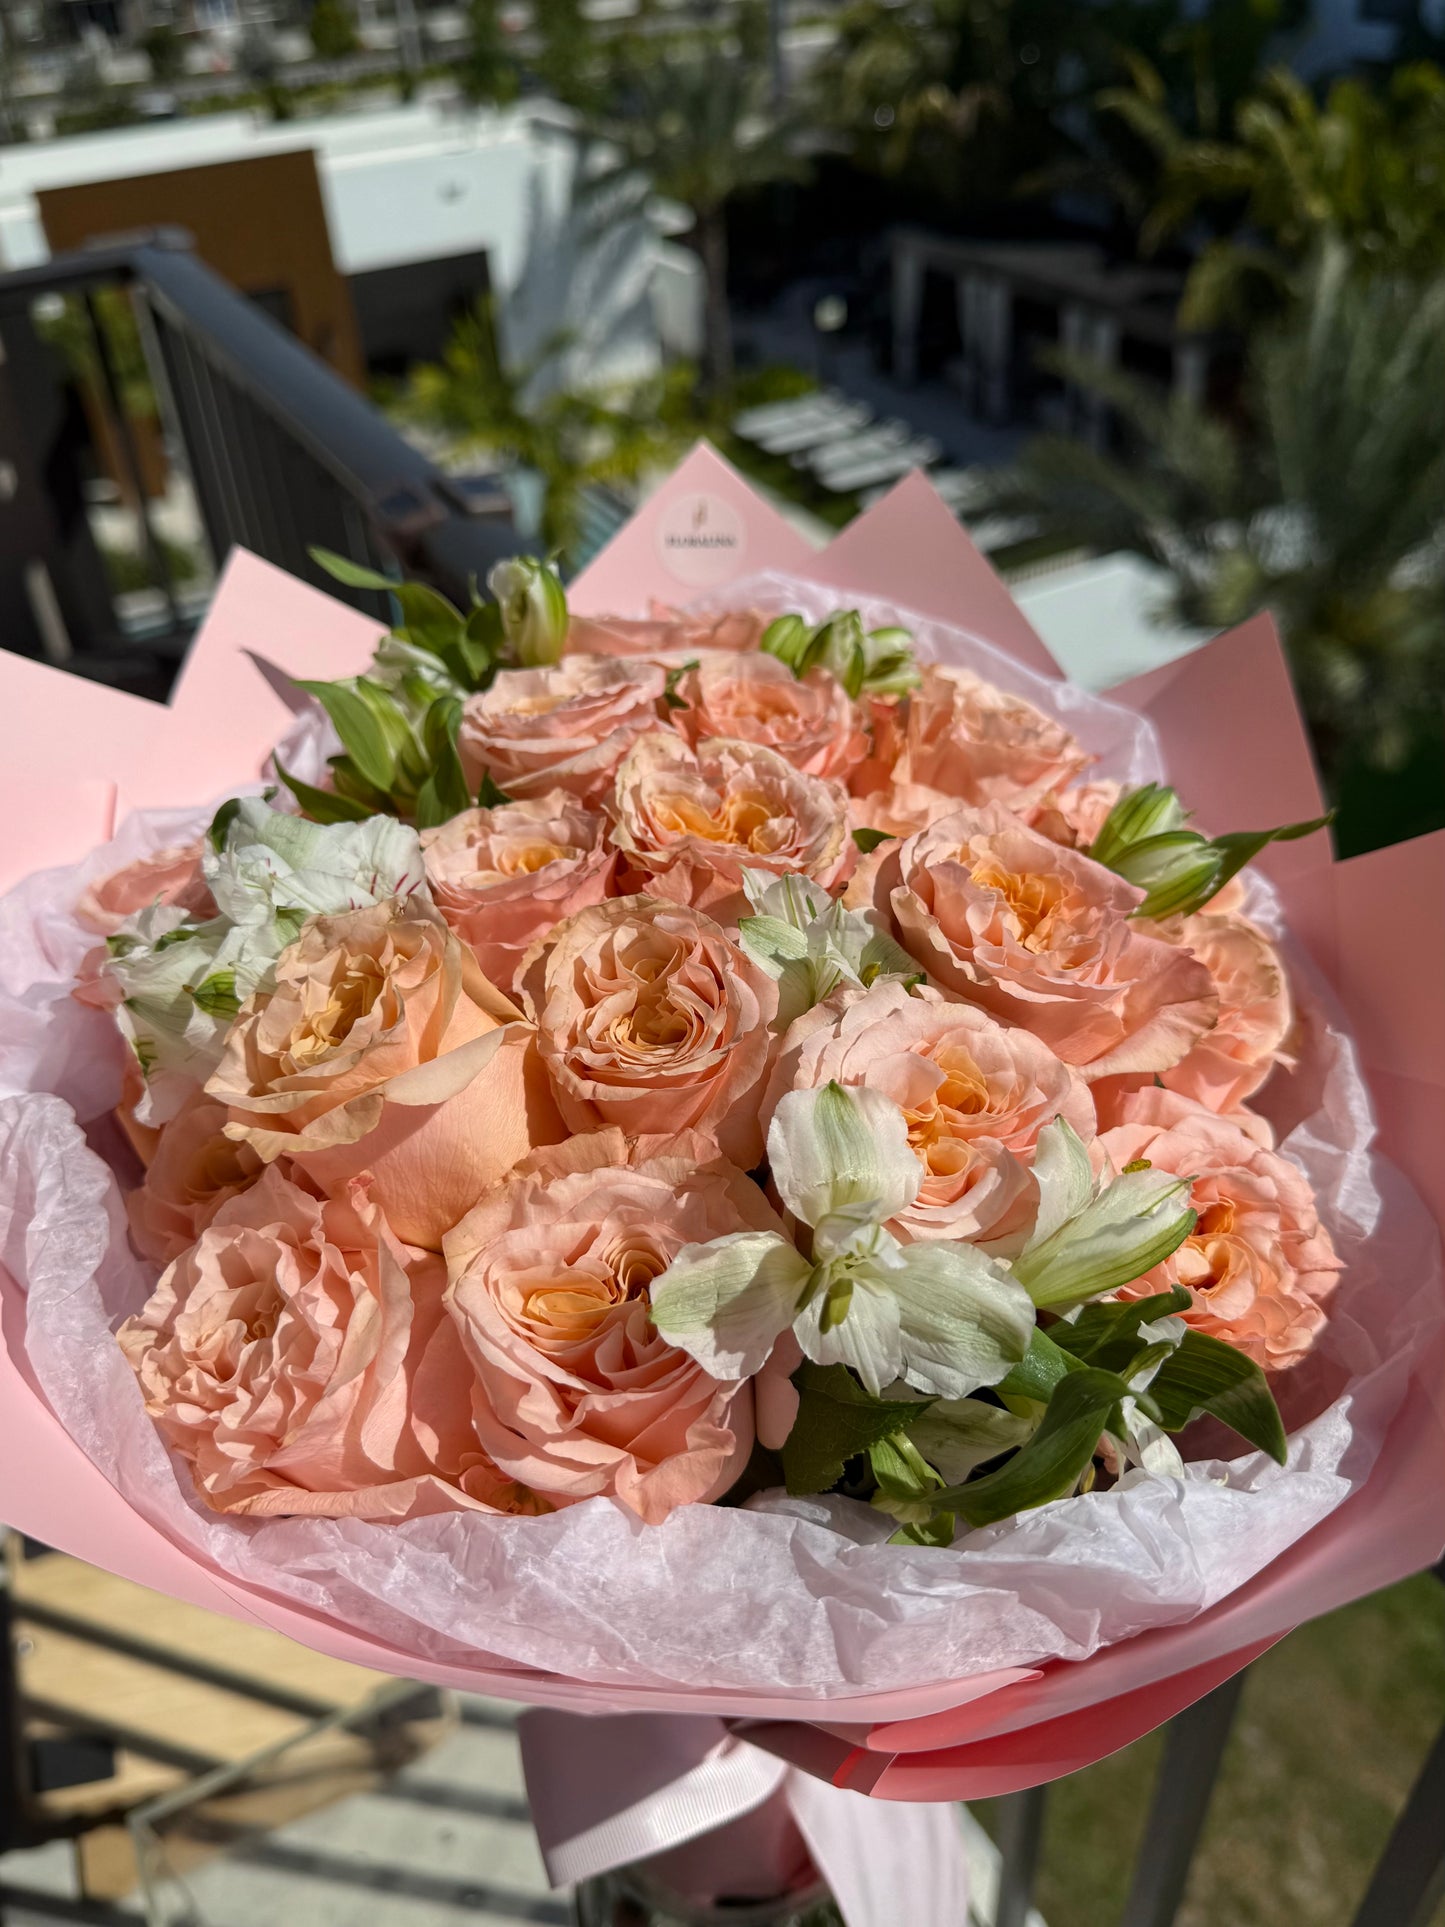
204;799;427;940
651;1081;1036;1398
1011;1119;1197;1310
738;868;922;1027
106;802;431;1124
105;904;268;1124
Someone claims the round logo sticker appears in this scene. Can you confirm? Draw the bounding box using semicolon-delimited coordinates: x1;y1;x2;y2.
654;492;747;589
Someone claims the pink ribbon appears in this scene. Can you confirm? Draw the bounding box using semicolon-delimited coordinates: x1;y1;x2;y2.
518;1711;969;1925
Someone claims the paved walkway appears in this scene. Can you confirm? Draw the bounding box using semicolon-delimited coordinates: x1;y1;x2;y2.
0;1695;1037;1927
1;1699;560;1927
737;286;1027;475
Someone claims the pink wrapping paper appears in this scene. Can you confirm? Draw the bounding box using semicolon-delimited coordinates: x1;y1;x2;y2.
1;448;1442;1807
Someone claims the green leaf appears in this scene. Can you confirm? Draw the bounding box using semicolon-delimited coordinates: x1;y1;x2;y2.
781;1363;931;1497
1049;1288;1194;1362
414;750;471;828
888;1512;957;1548
354;678;419;766
438;636;490;689
1144;1330;1288;1464
852;827;896;854
329;757;394;813
465;600;503;648
296;679;397;793
422;695;463;760
938;1367;1129;1528
308;546;395;592
1207;815;1333;899
994;1327;1084;1404
413;776;449;830
868;1430;943;1503
272;752;373;824
455;601;502;685
477;769;512;808
207;796;243;854
393;581;466;655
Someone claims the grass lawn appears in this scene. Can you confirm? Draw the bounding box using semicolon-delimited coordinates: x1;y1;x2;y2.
973;1570;1445;1927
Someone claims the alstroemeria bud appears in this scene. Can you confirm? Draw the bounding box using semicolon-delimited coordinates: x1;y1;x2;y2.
487;556;568;667
760;612;813;674
1110;835;1222;914
808;610;868;697
861;625;921;696
1088;783;1189;866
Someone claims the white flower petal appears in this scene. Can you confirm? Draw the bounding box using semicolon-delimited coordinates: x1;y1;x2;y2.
793;1272;903;1396
1015;1164;1195;1309
205;800;427;929
768;1081;921;1232
649;1232;810;1380
1027;1117;1095;1247
1117;1397;1186;1476
890;1243;1036;1399
742;869;833;927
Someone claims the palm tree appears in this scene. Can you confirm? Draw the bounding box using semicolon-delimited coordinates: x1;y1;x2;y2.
458;0;522;106
391;300;692;561
977;249;1445;782
1036;0;1288;238
576;36;806;396
1107;62;1445;327
810;0;1128;219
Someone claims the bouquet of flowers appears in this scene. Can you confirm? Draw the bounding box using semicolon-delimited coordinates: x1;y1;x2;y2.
1;453;1441;1918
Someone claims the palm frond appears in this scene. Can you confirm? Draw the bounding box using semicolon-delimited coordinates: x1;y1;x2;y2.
978;251;1445;771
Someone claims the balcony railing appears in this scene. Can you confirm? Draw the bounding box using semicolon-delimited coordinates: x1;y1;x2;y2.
0;229;518;698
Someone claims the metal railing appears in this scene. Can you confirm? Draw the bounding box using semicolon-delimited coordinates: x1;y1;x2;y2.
987;1562;1445;1927
0;230;518;689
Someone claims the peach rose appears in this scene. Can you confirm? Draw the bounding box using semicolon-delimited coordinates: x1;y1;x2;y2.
567;605;769;661
867;806;1217;1080
421;792;618;993
118;1167;522;1518
77;842;214;935
443;1132;784;1521
457;654;666;806
671;652;867;781
1098;1086;1341;1370
609;733;850;913
1096;912;1294;1118
208;902;565;1249
1028;780;1123;852
888;665;1092;812
127;1089;264;1264
527;895;779;1167
846;693;907;799
776;981;1095;1248
849;779;970;842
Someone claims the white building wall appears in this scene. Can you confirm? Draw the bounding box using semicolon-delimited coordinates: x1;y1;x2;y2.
0;100;692;389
